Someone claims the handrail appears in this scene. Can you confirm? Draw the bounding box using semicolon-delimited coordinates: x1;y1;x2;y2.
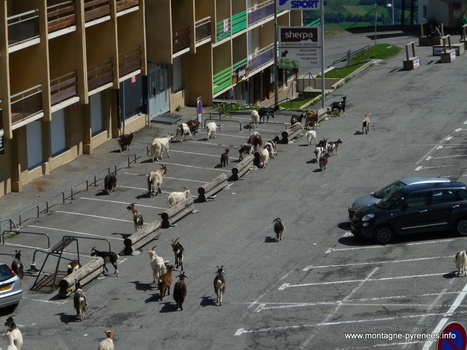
8;9;38;22
19;206;40;226
2;230;50;248
93;168;111;186
46;192;65;213
70;179;89;199
0;219;18;234
63;235;112;252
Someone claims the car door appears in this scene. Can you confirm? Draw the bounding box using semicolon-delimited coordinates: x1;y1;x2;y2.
424;189;463;231
395;191;432;234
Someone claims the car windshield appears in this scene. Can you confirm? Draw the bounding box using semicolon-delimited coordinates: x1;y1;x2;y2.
375;189;407;210
0;265;15;282
373;180;406;199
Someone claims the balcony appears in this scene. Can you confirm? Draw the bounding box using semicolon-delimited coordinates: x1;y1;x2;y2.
50;71;78;106
84;0;111;23
116;0;139;12
87;59;113;92
173;26;190;54
47;1;76;33
213;58;247;95
11;85;43;127
8;10;40;47
195;16;211;45
249;43;274;73
216;11;247;42
119;47;142;78
248;0;274;27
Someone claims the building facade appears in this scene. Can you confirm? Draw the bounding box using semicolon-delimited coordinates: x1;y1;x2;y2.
147;0;302;107
0;0;301;196
0;0;147;196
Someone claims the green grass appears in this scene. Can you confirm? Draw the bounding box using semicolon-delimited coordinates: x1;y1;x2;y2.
279;98;315;110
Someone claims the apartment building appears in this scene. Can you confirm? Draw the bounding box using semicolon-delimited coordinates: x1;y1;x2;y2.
147;0;302;108
0;0;301;196
0;0;147;195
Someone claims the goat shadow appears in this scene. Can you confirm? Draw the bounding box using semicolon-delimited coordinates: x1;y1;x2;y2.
95;190;111;196
306;159;317;164
145;293;161;304
56;312;78;324
443;271;460;279
129;280;154;292
159;301;178;313
214;164;229;169
265;236;278;243
200;295;217;307
135;192;153;200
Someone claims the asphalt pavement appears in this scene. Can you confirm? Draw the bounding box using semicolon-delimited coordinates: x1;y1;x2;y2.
0;28;430;228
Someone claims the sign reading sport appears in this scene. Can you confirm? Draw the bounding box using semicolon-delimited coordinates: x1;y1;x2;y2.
277;0;321;10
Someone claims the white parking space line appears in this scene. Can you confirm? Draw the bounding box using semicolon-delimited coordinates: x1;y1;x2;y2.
422;280;467;350
28;225;124;241
169;149;224;157
326;237;457;254
55;211;134;222
247;270;294;310
234;310;467;337
279;272;442;290
415;135;452;165
303;255;452;271
80;197;167;209
297;267;379;349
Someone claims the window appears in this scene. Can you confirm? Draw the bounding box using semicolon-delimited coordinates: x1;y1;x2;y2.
431;190;457;204
405;191;429;208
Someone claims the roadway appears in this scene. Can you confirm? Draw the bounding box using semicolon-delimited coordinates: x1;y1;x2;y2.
1;30;467;349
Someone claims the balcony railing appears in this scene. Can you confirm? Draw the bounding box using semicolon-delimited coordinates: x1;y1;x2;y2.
50;71;78;106
249;43;274;72
87;59;113;91
173;26;190;54
195;16;211;44
248;0;274;27
213;58;247;95
47;1;76;33
116;0;139;12
84;0;111;23
216;11;247;41
119;47;141;77
11;85;43;126
8;10;40;47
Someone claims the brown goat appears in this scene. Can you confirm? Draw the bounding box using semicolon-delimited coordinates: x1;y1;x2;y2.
158;265;175;301
319;153;330;171
220;149;229;167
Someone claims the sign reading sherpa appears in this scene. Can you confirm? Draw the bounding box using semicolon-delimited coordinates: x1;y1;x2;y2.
279;27;319;47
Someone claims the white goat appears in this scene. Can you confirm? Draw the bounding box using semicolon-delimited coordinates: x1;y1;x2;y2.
168;187;191;208
264;135;280;159
3;317;22;350
73;282;88;322
314;146;324;163
176;123;194;142
250;110;260;129
98;330;115;350
148;165;168;196
151;133;174;162
248;131;263;151
256;147;269;168
362;113;371;134
206;122;222;140
147;246;167;283
306;130;317;146
456;250;467;277
238;143;253;161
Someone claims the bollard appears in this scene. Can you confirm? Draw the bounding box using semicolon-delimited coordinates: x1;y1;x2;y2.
123;220;162;255
58;257;104;297
160;197;195;228
231;154;254;180
197;173;228;202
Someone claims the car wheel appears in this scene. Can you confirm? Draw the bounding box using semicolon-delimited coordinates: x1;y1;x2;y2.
373;225;394;245
455;218;467;236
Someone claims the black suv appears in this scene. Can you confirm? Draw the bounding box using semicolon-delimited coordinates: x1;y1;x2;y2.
350;182;467;244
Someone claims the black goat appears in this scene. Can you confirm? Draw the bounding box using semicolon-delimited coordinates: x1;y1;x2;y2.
213;265;226;306
11;250;24;279
173;272;188;311
104;174;117;194
91;247;119;276
330;96;347;115
273;218;286;242
170;238;184;271
258;105;279;123
290;113;306;126
220;149;229;167
117;132;135;152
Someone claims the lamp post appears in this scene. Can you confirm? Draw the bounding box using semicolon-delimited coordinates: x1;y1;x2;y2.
387;1;394;26
374;3;377;45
